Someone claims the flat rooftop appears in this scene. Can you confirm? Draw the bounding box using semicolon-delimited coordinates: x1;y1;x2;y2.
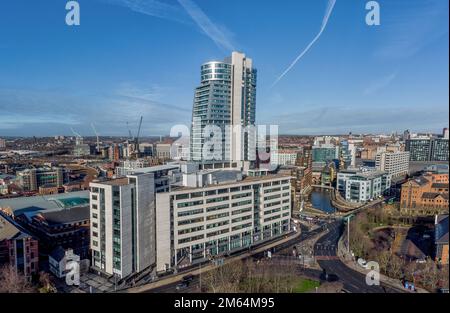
92;177;129;186
131;164;180;173
171;173;291;192
0;190;89;214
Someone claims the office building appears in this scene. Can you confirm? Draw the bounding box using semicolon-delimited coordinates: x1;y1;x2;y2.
337;168;391;203
190;51;257;163
312;144;339;163
155;173;291;272
155;143;171;160
15;205;90;259
406;138;449;161
375;151;410;178
89;173;155;279
115;163;181;193
0;138;5;151
443;128;449;140
17;167;64;192
431;138;449;161
340;140;356;169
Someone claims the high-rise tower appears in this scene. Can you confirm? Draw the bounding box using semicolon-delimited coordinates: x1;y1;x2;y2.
190;52;257;163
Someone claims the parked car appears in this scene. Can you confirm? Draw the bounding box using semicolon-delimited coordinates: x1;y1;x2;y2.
176;282;189;290
357;258;368;268
182;274;194;283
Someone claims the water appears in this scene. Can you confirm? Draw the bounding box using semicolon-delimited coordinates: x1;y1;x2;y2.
310;190;336;213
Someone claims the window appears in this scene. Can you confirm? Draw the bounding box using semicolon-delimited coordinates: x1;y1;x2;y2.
178;217;204;226
178;208;204;217
191;192;203;198
176;194;189;200
206;196;229;204
177;200;204;208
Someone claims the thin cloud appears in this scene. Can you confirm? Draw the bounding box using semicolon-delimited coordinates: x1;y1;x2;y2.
177;0;235;51
271;0;337;87
101;0;188;23
0;86;191;136
102;0;236;51
363;72;398;95
375;0;448;59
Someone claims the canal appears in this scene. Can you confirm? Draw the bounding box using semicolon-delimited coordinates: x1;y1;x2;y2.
309;189;337;213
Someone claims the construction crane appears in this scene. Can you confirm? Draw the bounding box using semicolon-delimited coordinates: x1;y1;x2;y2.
91;122;100;153
126;121;133;141
70;127;83;145
135;116;143;154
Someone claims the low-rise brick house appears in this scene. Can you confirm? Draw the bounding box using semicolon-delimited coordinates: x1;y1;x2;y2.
400;173;449;215
0;213;39;279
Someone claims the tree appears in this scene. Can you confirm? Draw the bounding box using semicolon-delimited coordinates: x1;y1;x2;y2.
0;265;36;293
316;282;344;293
38;271;57;293
387;253;404;279
420;258;441;291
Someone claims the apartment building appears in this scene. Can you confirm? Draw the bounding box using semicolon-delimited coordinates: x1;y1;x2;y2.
375;151;410;178
155;173;292;272
278;165;312;209
271;150;299;166
337;168;391;203
89;173;155;279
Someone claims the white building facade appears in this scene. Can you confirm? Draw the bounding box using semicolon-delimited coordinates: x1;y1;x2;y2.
375;151;410;178
89;173;155;279
155;174;291;272
337;169;391;203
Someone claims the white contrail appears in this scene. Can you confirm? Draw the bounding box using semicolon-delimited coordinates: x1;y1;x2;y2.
102;0;235;51
271;0;337;87
177;0;235;51
102;0;187;23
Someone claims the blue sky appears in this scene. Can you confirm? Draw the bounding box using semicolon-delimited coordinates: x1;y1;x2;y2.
0;0;448;136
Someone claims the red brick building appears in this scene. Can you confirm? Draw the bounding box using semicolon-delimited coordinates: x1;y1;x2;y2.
0;213;39;279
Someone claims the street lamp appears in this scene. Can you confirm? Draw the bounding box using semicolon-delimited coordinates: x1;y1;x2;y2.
345;214;355;254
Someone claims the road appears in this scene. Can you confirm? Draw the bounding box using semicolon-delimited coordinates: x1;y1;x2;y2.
143;217;406;293
313;220;404;293
144;219;331;293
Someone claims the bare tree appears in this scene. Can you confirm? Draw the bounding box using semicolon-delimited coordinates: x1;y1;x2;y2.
38;271;57;293
316;282;344;293
420;258;441;291
0;265;36;293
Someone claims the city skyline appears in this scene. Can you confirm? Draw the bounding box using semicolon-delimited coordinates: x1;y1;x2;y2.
0;0;449;137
